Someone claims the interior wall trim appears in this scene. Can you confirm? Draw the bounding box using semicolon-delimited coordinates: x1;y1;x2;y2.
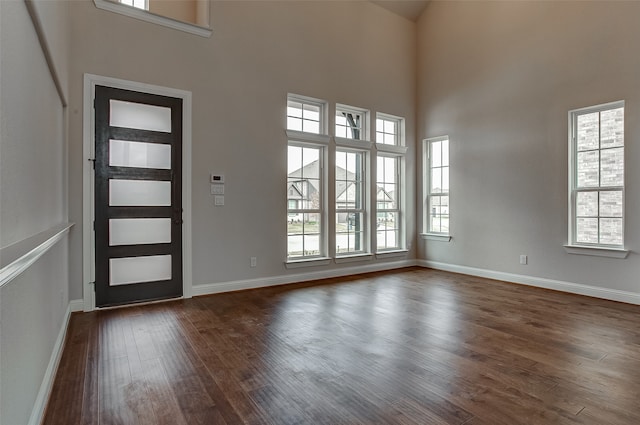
27;299;83;425
193;260;419;297
418;260;640;306
0;223;73;289
23;0;67;106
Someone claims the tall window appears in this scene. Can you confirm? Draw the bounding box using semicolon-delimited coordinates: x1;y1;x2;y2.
336;150;366;254
570;101;624;247
376;155;401;250
287;94;328;260
426;137;450;234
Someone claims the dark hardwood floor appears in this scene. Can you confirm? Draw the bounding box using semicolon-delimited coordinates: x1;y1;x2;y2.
44;267;640;425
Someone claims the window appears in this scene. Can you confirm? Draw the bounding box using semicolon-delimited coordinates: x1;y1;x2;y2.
288;145;324;258
376;155;401;250
376;113;402;146
426;137;450;234
336;105;368;140
120;0;147;10
287;98;324;134
287;94;328;261
336;150;367;254
570;101;624;248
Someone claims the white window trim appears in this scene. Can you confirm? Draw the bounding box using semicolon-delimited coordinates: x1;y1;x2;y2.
336;104;370;142
375;249;408;259
93;0;212;38
286;141;328;262
563;245;628;259
334;253;374;264
287;93;329;136
375;144;408;155
375;153;405;253
421;233;452;242
285;257;332;268
335;137;373;150
286;130;330;145
335;148;370;257
286;94;330;262
424;136;450;236
568;100;625;253
375;112;405;147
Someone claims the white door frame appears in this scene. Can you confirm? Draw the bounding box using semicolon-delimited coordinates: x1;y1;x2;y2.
82;74;193;311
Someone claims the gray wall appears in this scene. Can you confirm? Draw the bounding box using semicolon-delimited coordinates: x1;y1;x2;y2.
417;1;640;293
67;0;418;300
0;0;70;423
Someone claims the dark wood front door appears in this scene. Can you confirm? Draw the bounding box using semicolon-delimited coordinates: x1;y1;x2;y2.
94;85;183;307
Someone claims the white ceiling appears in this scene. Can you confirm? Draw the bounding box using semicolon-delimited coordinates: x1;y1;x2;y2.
371;0;430;22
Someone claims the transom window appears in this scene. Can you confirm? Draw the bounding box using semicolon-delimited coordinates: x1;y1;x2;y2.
376;113;402;146
287;98;323;134
570;101;624;247
336;105;368;140
426;136;450;234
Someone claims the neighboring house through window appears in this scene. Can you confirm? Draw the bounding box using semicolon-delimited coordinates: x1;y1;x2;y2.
375;112;406;252
287;95;328;260
425;136;450;235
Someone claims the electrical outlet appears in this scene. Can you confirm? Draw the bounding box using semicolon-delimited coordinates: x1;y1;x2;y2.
519;255;528;265
250;257;257;267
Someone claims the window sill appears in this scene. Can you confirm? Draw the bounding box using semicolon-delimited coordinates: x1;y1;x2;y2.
334;253;373;264
375;144;408;155
335;137;373;149
285;257;332;269
94;0;212;37
375;249;408;259
563;245;629;259
421;233;452;242
286;130;330;144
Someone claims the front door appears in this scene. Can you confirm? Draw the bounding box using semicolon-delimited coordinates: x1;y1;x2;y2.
94;85;183;307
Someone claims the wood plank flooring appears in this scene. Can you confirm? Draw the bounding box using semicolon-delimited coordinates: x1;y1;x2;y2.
44;268;640;424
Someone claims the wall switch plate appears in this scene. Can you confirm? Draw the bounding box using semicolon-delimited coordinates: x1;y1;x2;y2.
520;255;528;265
211;183;224;195
214;195;224;206
211;174;225;183
250;257;257;267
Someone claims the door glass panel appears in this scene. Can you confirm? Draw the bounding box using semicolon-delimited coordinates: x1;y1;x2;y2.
110;218;171;246
109;179;171;206
110;100;171;133
109;254;172;285
109;140;171;169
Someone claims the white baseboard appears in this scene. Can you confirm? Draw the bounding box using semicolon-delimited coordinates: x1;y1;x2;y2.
418;260;640;305
193;260;418;297
28;299;84;425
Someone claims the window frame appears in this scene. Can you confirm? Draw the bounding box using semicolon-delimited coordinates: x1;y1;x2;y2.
93;0;212;38
335;104;370;142
375;153;404;252
423;136;451;239
567;100;626;255
375;112;404;147
287;94;328;137
335;148;370;256
286;94;329;264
